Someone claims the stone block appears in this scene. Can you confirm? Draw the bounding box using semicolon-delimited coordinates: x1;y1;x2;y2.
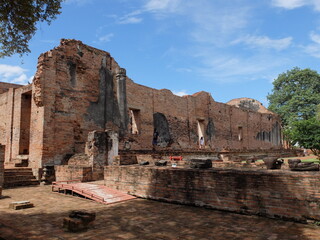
9;201;34;210
155;160;167;166
189;159;212;169
63;210;96;232
263;157;283;169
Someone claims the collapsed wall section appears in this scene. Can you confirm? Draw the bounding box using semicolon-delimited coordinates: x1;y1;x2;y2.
105;166;320;222
34;39;124;166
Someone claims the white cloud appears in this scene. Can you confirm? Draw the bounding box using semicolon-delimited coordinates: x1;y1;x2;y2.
0;64;29;84
144;0;182;12
232;35;293;50
98;33;114;43
271;0;320;11
65;0;93;6
118;16;143;24
192;47;291;83
303;31;320;57
310;31;320;44
173;90;188;96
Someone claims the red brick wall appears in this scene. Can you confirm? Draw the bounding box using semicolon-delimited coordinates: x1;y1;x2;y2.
55;166;93;182
0;82;22;94
105;166;320;222
126;83;282;151
0;39;284;171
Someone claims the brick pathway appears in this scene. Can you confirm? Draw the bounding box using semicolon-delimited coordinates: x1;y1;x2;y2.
1;184;320;240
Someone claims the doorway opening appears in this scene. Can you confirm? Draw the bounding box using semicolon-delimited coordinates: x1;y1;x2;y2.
19;91;32;155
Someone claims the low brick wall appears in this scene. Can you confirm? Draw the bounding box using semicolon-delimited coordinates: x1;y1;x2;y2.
55;166;103;182
104;166;320;222
0;145;4;196
55;166;92;182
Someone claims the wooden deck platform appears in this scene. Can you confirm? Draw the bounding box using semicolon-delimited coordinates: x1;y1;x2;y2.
52;180;136;204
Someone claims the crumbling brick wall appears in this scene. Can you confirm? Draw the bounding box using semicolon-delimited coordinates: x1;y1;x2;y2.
126;82;282;151
31;39;124;166
0;39;283;171
105;166;320;222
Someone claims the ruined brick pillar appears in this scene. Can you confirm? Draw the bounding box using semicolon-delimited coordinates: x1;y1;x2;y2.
85;131;107;169
0;144;5;196
85;131;107;180
106;131;119;165
116;68;128;135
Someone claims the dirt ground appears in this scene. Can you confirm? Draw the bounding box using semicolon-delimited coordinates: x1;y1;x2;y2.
1;184;320;240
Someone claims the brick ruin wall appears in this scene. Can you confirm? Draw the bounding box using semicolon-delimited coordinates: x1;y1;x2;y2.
126;83;282;152
0;82;22;94
105;166;320;222
0;145;4;196
0;39;283;170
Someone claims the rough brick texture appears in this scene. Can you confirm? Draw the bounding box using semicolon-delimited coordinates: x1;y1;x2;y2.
55;166;94;182
0;39;284;175
105;166;320;222
0;82;22;94
0;144;4;196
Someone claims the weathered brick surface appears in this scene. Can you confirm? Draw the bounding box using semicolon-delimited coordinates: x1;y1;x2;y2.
105;166;320;222
55;166;93;182
0;82;22;94
0;39;284;174
0;145;4;195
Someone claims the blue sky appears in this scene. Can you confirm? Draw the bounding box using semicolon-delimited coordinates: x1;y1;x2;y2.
1;0;320;105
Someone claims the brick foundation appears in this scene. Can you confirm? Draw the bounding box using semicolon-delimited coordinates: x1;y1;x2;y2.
55;165;92;182
104;165;320;222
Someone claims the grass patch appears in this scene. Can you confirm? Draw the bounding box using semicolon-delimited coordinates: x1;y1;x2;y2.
301;159;320;164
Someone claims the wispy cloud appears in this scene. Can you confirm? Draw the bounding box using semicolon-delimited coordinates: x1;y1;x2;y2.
192;47;291;83
232;35;293;50
0;64;29;84
303;31;320;57
98;33;114;43
144;0;182;13
173;89;188;96
65;0;93;6
271;0;320;11
117;11;143;24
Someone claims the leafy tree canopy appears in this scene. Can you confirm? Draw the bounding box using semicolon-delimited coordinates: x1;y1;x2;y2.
268;67;320;127
0;0;63;57
289;117;320;157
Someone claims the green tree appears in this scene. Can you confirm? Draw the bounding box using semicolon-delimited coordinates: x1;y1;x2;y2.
268;67;320;127
289;118;320;157
268;68;320;148
0;0;63;57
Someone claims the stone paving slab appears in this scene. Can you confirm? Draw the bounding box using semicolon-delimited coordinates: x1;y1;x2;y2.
1;184;320;239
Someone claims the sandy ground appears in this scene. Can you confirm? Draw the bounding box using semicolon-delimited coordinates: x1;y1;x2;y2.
1;184;320;240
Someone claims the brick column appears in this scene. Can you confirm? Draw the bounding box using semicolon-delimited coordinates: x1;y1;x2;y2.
116;68;128;136
0;144;5;196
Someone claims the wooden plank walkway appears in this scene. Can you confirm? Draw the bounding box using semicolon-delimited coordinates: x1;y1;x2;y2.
52;180;136;204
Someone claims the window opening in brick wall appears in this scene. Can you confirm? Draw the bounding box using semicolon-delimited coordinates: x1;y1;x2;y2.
197;120;205;145
238;126;243;141
129;109;140;134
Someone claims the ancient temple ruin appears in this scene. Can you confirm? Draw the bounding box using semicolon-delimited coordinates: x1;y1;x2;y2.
2;40;320;224
0;39;284;178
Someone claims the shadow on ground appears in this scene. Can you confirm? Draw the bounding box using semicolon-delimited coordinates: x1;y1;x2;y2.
0;185;320;240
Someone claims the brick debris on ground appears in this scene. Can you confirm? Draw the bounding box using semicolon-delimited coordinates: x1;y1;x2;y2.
0;184;320;240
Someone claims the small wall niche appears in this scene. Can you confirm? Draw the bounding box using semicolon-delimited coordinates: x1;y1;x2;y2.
238;126;243;141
